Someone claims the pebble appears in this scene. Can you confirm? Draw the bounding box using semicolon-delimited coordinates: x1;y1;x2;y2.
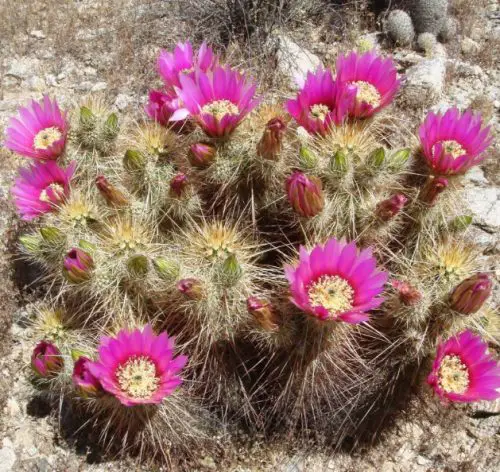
91;81;108;92
0;438;16;472
29;30;46;39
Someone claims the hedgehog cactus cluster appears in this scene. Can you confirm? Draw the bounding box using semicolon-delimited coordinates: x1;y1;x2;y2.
5;40;499;465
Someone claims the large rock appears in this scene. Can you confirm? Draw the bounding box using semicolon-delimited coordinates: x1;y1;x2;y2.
402;58;446;107
273;34;322;89
463;184;500;231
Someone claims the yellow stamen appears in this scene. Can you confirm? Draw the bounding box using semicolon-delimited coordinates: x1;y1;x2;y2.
438;355;469;394
39;183;65;203
308;275;354;318
351;81;381;108
435;140;466;159
116;356;160;399
33;127;62;150
201;100;239;120
310;104;330;121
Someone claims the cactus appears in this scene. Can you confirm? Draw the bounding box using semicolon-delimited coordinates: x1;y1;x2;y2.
5;41;498;466
386;9;415;46
411;0;449;36
417;32;438;55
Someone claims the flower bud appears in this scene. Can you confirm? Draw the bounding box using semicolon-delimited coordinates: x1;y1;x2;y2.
329;149;348;173
177;278;203;300
286;171;324;218
95;175;129;207
247;297;279;331
369;147;386;168
257;117;286;160
391;280;422;306
376;194;408;221
72;356;102;397
127;254;149;277
388;148;410;171
169;173;188;198
40;227;65;243
299;146;318;169
31;341;64;377
188;142;216;168
221;253;242;285
20;235;40;253
153;257;180;281
123;149;145;172
63;248;94;283
450;273;492;315
419;176;449;206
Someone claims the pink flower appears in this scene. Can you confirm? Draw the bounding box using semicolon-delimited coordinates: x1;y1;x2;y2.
11;160;75;220
419;108;493;175
4;96;69;160
336;51;400;118
88;324;187;406
285;238;388;323
144;89;183;126
172;65;260;138
157;41;217;89
427;330;500;403
286;67;355;135
72;356;102;397
31;341;64;377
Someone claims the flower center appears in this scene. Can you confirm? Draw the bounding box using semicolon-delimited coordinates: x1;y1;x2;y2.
33;127;62;150
435;140;466;159
308;275;354;318
116;356;160;399
350;81;381;108
310;104;330;121
180;67;194;75
438;354;470;394
201;100;239;120
39;183;65;204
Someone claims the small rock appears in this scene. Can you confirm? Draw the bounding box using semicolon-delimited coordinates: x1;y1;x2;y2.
30;30;46;39
464;167;488;186
24;75;45;91
83;66;97;77
402;58;446;107
416;455;430;466
45;74;57;87
74;81;93;92
91;81;107;92
463;185;500;231
5;57;40;80
5;398;21;417
461;37;481;56
0;438;16;472
199;455;217;470
114;93;131;111
56;72;67;81
273;34;322;89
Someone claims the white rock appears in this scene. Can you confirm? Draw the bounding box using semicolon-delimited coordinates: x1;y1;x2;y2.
274;34;322;89
83;66;97;77
114;93;131;111
464;167;488;186
5;57;40;80
461;37;481;56
45;74;57;87
463;185;500;230
402;58;446;107
24;75;45;91
91;81;107;92
0;438;16;472
30;30;45;39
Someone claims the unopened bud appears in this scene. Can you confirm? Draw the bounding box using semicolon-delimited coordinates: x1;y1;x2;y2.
127;254;149;277
299;146;318;169
221;253;242;285
419;176;449;206
376;194;408;221
72;356;102;397
169;173;188;198
188;142;216;168
286;171;324;218
31;341;64;378
63;248;94;283
391;280;423;306
257;117;286;160
329;149;348;173
40;227;65;243
123;149;145;172
388;148;410;170
247;297;279;331
177;278;203;299
19;235;40;253
450;273;492;315
369;147;385;168
96;175;129;207
451;215;473;232
153;257;180;281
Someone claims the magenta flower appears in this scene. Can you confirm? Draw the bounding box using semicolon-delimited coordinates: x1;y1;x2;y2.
31;341;64;377
172;65;260;138
4;96;69;160
286;67;356;135
11;160;76;220
145;89;183;126
427;330;500;403
419;108;493;175
335;51;400;119
285;238;388;323
88;324;187;406
72;356;102;397
63;248;94;283
157;41;217;89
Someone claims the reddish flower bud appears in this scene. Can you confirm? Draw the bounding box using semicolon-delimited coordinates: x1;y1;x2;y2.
391;280;423;306
286;171;324;218
188;142;216;168
257;117;287;160
419;176;449;206
31;341;64;377
376;194;408;221
63;248;94;283
169;173;188;198
95;175;128;207
72;356;102;397
450;273;492;315
247;296;279;331
177;278;203;299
